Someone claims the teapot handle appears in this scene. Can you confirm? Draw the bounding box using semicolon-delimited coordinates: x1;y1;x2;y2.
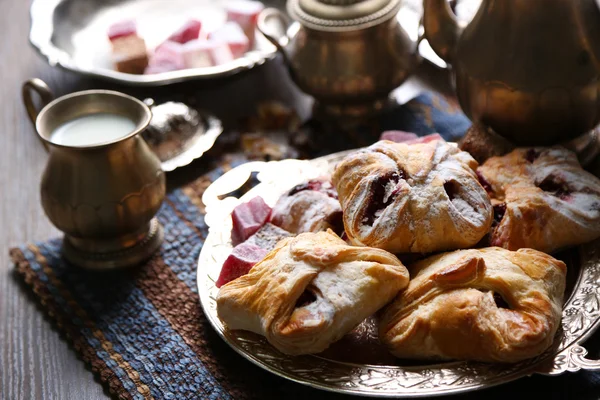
22;78;55;151
257;8;294;70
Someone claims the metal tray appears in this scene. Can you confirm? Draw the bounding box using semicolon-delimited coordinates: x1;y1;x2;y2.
197;152;600;397
29;0;480;86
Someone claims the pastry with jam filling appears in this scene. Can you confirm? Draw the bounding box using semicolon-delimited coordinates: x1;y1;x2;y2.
477;146;600;253
332;139;493;253
379;247;566;363
216;230;409;355
270;178;343;235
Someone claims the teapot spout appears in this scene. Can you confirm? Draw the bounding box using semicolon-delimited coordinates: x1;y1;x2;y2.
423;0;464;64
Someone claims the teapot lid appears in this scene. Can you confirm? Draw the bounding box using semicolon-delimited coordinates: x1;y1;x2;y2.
288;0;402;31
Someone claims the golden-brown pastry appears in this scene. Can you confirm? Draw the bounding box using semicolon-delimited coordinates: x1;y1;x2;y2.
379;247;566;363
270;179;343;234
217;230;409;355
332;139;493;253
477;147;600;253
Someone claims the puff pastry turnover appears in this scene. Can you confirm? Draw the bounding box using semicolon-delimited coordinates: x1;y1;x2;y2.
332;139;493;253
217;230;410;355
477;147;600;253
379;247;566;363
270;179;343;234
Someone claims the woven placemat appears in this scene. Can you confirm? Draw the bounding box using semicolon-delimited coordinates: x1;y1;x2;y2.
15;92;600;400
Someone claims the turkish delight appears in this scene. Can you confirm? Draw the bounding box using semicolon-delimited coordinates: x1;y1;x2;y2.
209;22;250;58
182;39;234;68
225;0;264;45
108;20;148;74
166;19;202;44
215;242;267;288
404;133;444;144
145;41;185;74
230;196;272;245
379;130;418;143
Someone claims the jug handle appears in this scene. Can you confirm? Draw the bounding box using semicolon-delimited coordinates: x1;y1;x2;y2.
257;9;294;71
22;78;55;151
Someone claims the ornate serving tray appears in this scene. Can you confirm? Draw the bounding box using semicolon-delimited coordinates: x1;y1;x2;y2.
29;0;480;85
198;152;600;397
29;0;284;85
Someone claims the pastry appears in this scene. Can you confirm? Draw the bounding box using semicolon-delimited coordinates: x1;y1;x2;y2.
379;247;566;363
270;179;343;234
332;139;493;253
217;230;409;355
477;146;600;253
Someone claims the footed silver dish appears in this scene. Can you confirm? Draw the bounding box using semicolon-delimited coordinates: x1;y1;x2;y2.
197;151;600;397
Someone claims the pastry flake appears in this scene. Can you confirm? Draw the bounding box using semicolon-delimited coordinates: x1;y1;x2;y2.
216;230;410;355
478;146;600;253
332;139;493;253
379;247;566;363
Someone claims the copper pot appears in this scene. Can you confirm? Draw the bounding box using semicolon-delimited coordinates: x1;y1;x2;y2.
423;0;600;146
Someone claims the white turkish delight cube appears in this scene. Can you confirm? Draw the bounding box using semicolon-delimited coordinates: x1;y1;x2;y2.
210;40;235;65
183;39;234;68
145;41;185;74
209;22;250;58
225;0;264;45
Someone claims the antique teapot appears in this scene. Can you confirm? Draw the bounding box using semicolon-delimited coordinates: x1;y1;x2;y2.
423;0;600;146
257;0;420;117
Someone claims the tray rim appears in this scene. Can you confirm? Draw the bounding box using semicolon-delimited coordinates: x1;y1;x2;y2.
197;151;600;397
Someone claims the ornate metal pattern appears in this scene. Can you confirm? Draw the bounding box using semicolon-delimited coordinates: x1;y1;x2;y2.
197;152;600;397
287;0;403;31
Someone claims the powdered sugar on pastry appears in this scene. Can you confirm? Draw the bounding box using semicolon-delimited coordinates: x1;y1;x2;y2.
270;179;343;234
478;146;600;253
216;230;410;355
332;139;493;253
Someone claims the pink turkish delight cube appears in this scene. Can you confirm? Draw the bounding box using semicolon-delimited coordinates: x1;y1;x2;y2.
167;19;202;44
231;196;272;245
404;133;444;144
380;130;418;143
108;19;137;41
215;242;267;288
225;0;264;45
145;41;185;74
209;22;250;58
182;39;234;68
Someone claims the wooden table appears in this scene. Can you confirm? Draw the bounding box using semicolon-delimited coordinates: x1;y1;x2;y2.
2;1;600;399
